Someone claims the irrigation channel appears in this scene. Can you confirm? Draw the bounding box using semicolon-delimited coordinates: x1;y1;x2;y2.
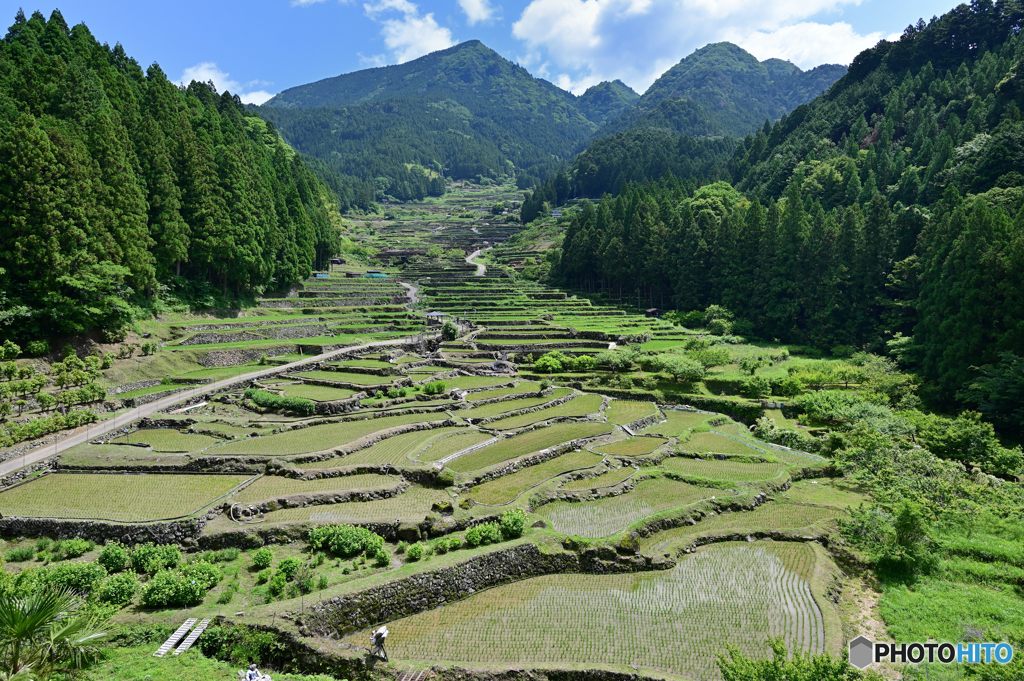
0;334;437;479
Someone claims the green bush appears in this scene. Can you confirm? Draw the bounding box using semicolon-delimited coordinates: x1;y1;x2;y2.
98;572;140;605
199;547;240;563
98;543;130;572
216;588;235;605
131;543;181;574
431;538;449;555
465;526;482;547
142;569;207;608
251;547;273;569
43;562;107;593
256;569;270;585
441;320;458;341
267;572;287;598
243;388;315;416
405;543;424;561
422;381;446;396
25;340;48;357
317;574;329;590
181;561;221;589
374;548;391;567
395;541;408;554
500;508;528;539
276;557;301;580
307;524;385;558
478;523;502;545
6;547;33;562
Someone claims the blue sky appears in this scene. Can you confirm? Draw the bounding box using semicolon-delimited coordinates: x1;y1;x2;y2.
4;0;958;102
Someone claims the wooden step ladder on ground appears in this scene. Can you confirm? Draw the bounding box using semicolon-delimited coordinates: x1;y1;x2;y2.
397;670;428;681
172;618;211;656
153;618;197;657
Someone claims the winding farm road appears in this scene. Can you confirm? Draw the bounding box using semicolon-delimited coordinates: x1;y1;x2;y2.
466;249;487;276
0;335;434;478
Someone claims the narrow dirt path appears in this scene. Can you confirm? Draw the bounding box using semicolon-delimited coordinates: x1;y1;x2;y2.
0;335;435;477
399;281;419;305
466;249;486;276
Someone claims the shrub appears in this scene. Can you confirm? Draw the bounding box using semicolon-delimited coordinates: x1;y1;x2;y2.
267;572;287;598
405;543;424;561
499;508;528;539
374;390;384;399
131;543;180;574
251;548;273;569
98;572;140;605
431;538;449;555
437;468;455;486
317;574;329;590
386;387;400;399
6;547;33;562
308;524;385;558
396;541;409;554
446;536;462;551
293;564;315;594
478;523;502;545
244;388;315;416
441;320;458;341
374;548;391;567
98;543;130;573
465;526;482;547
422;381;446;396
256;569;270;585
43;562;107;593
277;557;301;580
744;375;772;398
25;340;48;357
51;538;91;561
217;589;235;605
181;561;221;589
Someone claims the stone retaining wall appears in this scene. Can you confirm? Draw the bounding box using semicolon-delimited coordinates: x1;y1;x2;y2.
297;543;667;638
0;457;56;490
0;515;208;545
108;380;163;396
199;346;296;367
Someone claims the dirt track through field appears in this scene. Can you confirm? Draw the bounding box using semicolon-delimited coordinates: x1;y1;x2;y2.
0;335;436;478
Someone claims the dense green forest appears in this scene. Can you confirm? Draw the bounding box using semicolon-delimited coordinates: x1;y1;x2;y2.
0;10;342;343
598;43;847;138
260;40;843;200
557;0;1024;421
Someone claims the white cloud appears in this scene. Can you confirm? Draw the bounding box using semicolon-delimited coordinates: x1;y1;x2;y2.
178;62;275;105
363;0;455;63
734;22;898;69
458;0;498;25
358;52;389;67
511;0;889;94
291;0;327;6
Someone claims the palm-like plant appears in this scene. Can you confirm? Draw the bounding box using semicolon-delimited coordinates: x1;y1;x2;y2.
0;588;109;680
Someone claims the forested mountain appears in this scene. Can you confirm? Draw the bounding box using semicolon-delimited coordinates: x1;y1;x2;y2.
575;80;639;127
556;0;1024;421
260;41;599;197
598;43;847;138
260;40;841;200
0;10;341;342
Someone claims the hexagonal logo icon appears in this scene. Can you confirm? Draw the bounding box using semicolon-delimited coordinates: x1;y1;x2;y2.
849;636;874;669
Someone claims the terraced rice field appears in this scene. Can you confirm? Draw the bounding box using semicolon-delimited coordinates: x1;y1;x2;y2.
560;465;637;491
640;503;842;554
486;394;604;429
661;457;786;481
640;410;709;437
211;412;450;456
782;479;870;507
418;431;496;462
263;486;449;523
448;422;611;472
442;376;517;390
351;543;825;679
295;427;471;467
594;437;666;456
680;431;770;457
456;390;572;421
538;478;714;537
465;451;604;505
109;429;219;453
280;384;357;401
605;400;658;425
291;370;397;386
467;383;541;401
0;473;252;522
231;473;399;503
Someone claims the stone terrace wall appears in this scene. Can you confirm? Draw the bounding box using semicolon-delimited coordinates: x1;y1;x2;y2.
0;515;208;545
297;543;666;637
